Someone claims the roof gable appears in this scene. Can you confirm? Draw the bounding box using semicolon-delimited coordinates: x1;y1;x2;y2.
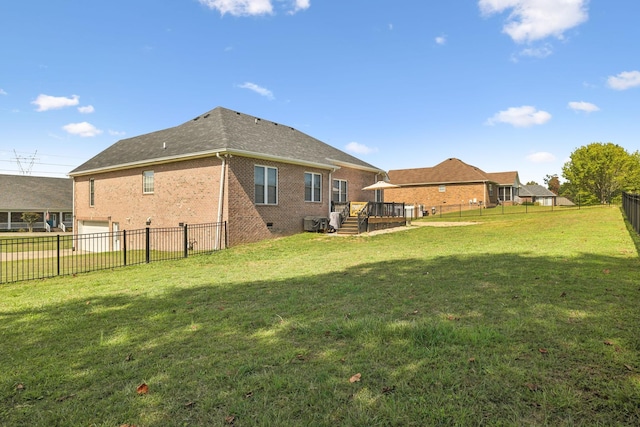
485;171;520;186
388;158;492;185
70;107;383;175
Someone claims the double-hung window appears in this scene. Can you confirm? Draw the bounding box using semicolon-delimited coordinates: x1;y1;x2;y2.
89;178;95;207
305;172;322;202
332;179;347;203
143;171;154;194
255;165;278;205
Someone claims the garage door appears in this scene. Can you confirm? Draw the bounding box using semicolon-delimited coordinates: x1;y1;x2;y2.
78;220;110;252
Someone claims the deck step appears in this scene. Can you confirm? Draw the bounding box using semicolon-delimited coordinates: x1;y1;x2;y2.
337;217;360;235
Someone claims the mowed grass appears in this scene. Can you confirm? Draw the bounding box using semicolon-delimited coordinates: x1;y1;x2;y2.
1;207;639;426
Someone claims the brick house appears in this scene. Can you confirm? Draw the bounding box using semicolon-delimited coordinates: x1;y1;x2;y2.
69;107;386;246
485;171;521;205
518;184;557;206
385;158;515;214
0;174;73;231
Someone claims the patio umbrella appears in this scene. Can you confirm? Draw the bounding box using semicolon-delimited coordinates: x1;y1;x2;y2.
362;181;400;190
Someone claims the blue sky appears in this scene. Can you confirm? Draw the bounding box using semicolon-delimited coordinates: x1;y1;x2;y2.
1;0;639;184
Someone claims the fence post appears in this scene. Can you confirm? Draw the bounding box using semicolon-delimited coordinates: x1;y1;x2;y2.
56;234;60;277
123;230;127;266
183;224;189;258
145;227;150;264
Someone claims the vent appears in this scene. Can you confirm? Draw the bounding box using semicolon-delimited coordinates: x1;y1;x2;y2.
203;114;210;118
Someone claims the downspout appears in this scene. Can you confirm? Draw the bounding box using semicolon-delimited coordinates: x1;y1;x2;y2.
216;153;226;249
483;181;487;208
328;169;335;217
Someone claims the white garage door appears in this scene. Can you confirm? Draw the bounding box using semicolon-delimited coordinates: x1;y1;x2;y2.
78;220;110;252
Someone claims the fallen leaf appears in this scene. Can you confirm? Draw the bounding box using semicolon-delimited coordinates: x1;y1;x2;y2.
16;383;25;391
382;385;396;394
86;301;91;305
244;391;253;398
604;340;613;346
125;353;133;362
624;364;633;371
538;348;548;355
349;373;362;383
560;292;566;297
136;383;149;395
185;401;195;408
526;383;540;392
225;415;235;424
56;394;76;402
468;357;476;363
603;269;610;274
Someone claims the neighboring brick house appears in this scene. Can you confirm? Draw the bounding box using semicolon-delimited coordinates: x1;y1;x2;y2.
68;107;386;246
518;184;557;206
0;174;73;231
385;158;508;213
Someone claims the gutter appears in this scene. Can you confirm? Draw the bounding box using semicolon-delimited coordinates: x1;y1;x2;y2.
215;153;226;249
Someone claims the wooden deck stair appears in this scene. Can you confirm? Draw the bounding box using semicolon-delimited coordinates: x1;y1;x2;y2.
337;216;360;235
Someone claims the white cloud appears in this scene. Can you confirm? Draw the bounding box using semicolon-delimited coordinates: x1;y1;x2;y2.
199;0;309;16
78;105;95;114
0;89;7;95
518;45;553;58
479;0;589;43
527;152;556;163
435;35;447;45
345;142;377;155
568;101;599;113
238;82;274;99
607;70;640;90
62;122;103;137
32;94;80;112
108;129;126;137
288;0;310;14
486;105;551;127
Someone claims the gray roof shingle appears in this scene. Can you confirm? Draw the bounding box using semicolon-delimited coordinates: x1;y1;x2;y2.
70;107;383;175
0;174;73;211
520;184;556;197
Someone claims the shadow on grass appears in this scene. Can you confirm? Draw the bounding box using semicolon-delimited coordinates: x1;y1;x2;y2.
1;252;640;426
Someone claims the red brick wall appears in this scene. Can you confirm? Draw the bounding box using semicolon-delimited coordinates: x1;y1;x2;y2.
75;155;379;246
384;182;499;211
74;157;222;231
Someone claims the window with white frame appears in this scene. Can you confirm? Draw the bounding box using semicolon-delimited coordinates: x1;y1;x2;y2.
89;178;95;206
143;171;154;194
438;185;446;192
304;172;322;202
255;165;278;205
332;179;347;203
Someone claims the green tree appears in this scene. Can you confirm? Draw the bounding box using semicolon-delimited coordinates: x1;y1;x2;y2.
21;212;41;232
544;174;560;195
525;181;539;186
562;142;640;204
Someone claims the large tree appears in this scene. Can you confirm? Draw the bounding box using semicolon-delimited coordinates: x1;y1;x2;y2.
562;142;640;204
544;174;560;195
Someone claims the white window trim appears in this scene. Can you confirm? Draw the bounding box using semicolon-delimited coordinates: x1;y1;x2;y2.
143;170;154;194
333;179;348;203
255;165;278;205
305;172;322;202
438;185;446;193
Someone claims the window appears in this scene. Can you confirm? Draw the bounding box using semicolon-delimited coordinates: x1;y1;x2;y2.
89;178;95;206
438;185;446;193
304;172;322;202
332;179;348;203
488;184;493;196
255;165;278;204
143;171;154;194
375;189;382;203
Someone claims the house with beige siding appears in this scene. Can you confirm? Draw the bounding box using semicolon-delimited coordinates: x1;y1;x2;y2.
385;158;518;214
69;107;386;246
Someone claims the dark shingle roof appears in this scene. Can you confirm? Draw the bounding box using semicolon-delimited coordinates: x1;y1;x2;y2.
70;107;383;175
520;184;557;197
388;158;494;185
0;174;73;211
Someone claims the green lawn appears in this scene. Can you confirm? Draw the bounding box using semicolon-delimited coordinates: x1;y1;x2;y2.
1;207;639;426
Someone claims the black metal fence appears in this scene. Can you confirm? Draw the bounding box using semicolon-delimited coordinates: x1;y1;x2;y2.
0;222;226;284
622;192;640;235
423;201;586;218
